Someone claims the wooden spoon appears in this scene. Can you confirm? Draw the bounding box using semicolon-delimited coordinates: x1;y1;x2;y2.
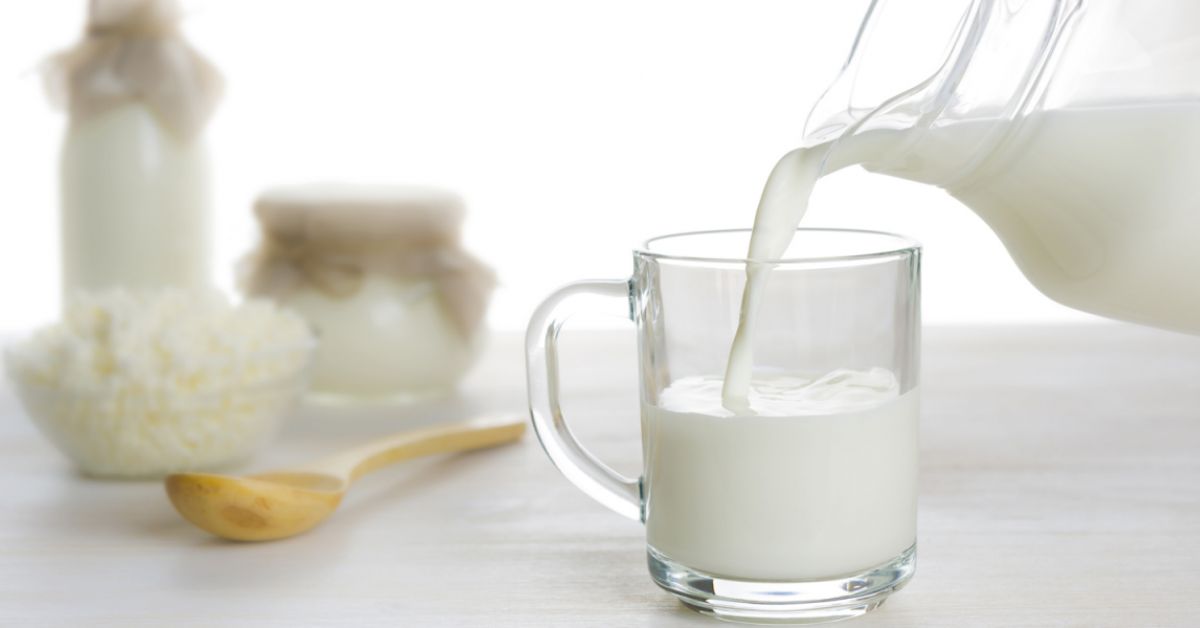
165;414;525;541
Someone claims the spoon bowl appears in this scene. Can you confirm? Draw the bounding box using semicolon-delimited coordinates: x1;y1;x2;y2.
166;472;346;541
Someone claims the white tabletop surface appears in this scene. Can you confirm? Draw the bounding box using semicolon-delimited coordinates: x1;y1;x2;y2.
3;323;1200;627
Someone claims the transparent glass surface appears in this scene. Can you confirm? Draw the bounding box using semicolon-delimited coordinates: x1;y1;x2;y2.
526;229;921;623
803;0;1200;334
634;229;921;400
806;0;1200;165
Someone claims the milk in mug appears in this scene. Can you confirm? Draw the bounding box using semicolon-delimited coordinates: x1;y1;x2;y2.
643;369;918;581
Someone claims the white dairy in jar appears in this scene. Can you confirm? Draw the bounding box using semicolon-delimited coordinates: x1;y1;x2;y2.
241;184;496;400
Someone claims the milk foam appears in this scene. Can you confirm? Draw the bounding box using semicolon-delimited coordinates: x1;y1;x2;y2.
662;367;898;417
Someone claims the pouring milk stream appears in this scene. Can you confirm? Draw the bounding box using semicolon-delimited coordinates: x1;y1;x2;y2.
725;103;1200;408
722;0;1200;407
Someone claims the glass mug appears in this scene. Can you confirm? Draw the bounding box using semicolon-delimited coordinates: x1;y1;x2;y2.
526;229;921;623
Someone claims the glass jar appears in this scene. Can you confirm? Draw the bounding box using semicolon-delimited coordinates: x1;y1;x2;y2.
240;184;496;400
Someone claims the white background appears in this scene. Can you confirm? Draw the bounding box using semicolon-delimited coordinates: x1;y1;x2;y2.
0;0;1103;333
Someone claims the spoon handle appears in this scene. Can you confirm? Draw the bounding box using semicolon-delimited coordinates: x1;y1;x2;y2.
308;414;527;483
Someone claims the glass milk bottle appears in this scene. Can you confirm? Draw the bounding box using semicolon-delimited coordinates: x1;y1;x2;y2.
803;0;1200;334
45;0;222;299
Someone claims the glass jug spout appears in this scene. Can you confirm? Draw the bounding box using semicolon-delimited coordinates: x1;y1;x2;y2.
801;0;1200;335
804;0;1084;186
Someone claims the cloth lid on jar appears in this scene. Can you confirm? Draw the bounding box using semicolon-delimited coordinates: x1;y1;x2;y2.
254;183;466;249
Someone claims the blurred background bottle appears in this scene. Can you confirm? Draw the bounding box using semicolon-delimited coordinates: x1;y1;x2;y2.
46;0;222;302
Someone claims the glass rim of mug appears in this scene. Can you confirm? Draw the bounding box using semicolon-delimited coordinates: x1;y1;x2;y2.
635;228;921;265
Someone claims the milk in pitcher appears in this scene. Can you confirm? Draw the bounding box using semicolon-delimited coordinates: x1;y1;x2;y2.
725;101;1200;406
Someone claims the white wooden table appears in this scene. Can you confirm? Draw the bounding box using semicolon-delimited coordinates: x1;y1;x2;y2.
2;324;1199;627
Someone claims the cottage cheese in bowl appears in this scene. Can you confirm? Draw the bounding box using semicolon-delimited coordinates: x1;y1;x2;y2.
4;290;315;478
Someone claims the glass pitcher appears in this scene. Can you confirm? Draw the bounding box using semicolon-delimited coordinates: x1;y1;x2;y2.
807;0;1200;333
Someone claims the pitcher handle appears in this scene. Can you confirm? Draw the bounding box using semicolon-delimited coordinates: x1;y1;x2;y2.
525;279;642;521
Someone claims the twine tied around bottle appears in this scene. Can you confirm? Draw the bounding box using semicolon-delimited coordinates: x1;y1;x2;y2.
43;0;223;140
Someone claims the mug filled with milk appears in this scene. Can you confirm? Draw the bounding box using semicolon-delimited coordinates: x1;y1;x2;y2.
526;228;920;623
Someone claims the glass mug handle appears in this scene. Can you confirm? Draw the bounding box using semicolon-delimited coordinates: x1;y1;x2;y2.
525;279;642;522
